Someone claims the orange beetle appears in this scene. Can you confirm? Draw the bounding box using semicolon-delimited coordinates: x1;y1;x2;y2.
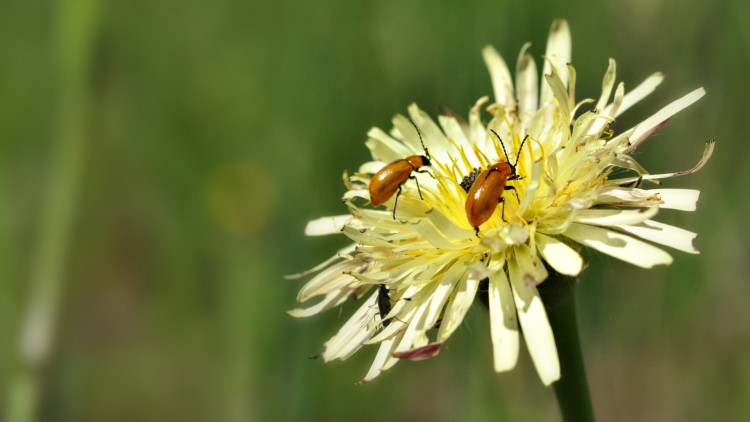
368;120;432;219
464;131;528;234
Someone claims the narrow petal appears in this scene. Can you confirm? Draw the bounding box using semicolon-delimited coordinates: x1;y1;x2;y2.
365;285;421;344
595;58;616;112
488;263;520;372
407;218;472;250
566;63;577;107
359;335;402;384
392;114;428;153
365;127;410;162
322;292;379;362
287;289;352;318
423;263;468;329
573;206;659;226
616;220;699;254
608;81;625;119
513;244;549;285
438;115;470;148
424;208;475;240
304;215;352;236
610;153;650;176
544;70;571;121
358;161;384;175
342;188;371;202
482;45;515;107
536;233;584;276
468;96;490;148
285;243;356;279
361;339;396;383
647;189;700;211
540;19;571;106
508;256;560;386
609;72;664;117
515;42;539;118
297;261;355;302
596;187;664;208
623;88;706;153
408;103;451;152
516;160;543;216
634;140;715;182
565;223;673;268
437;274;480;341
393;302;432;354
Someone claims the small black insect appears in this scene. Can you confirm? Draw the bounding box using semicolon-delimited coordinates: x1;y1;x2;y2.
377;284;393;327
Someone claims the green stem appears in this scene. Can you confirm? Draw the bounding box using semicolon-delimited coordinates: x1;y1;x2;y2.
537;271;595;422
6;1;98;421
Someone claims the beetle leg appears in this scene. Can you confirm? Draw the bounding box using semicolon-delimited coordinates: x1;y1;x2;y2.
392;185;403;219
409;174;424;200
505;185;520;203
499;197;507;221
416;168;436;179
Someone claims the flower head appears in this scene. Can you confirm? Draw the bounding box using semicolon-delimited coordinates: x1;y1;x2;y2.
288;19;713;384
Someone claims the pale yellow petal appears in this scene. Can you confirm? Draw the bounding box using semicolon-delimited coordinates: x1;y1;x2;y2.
565;223;673;268
508;255;560;385
297;261;356;303
287;290;352;318
437;274;480;341
304;215;352;236
515;42;539;118
365;127;410;162
540;19;571;106
360;336;400;383
624;88;706;153
609;72;663;117
488;264;520;372
595;58;616;112
536;233;584;276
648;189;700;211
285;244;356;280
482;45;515;108
616;220;699;254
322;292;379;362
573;207;659;226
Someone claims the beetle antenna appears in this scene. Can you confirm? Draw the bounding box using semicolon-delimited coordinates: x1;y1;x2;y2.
490;129;511;164
408;117;430;160
514;135;529;168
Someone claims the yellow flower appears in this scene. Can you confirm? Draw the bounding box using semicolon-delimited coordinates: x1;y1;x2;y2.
288;19;713;385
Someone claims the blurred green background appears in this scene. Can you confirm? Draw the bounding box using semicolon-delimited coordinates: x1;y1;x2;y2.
1;0;748;420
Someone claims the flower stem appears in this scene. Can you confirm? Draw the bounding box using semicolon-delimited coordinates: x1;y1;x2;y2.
5;0;98;421
537;270;595;422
